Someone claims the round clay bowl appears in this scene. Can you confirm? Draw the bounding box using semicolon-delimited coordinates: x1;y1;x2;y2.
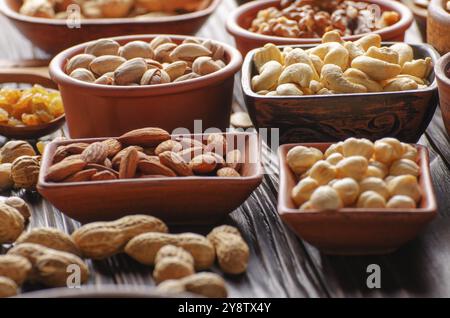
427;0;450;54
49;34;242;138
226;0;414;55
0;71;65;139
0;0;221;56
435;52;450;136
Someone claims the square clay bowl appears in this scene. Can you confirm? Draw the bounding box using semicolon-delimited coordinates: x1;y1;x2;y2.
277;143;437;255
37;132;263;225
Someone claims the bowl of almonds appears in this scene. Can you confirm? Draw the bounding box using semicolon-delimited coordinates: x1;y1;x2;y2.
49;34;242;138
37;127;263;224
0;0;221;55
277;137;437;255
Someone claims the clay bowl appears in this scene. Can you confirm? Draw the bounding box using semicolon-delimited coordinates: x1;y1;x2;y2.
226;0;414;56
435;52;450;136
49;34;242;139
0;69;65;139
0;0;221;56
37;132;263;225
278;143;437;255
428;0;450;54
400;0;428;39
242;42;439;144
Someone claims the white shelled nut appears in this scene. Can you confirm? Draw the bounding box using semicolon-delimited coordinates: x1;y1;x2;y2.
286;146;323;174
291;177;319;206
310;186;343;211
331;178;360;206
401;143;418;161
357;191;387;208
324;142;343;158
387;175;422;203
374;138;404;164
336;156;368;180
386;195;416;208
309;160;337;185
359;177;390;199
342;138;374;159
389;159;420;177
326;153;344;165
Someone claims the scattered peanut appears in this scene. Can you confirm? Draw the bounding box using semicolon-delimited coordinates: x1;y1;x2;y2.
157;272;227;298
16;227;80;256
153;245;195;284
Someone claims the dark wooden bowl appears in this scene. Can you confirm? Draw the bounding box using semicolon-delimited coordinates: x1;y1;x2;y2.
49;34;242;139
241;42;440;144
0;0;221;56
400;0;428;39
37;132;263;225
0;69;65;139
278;143;437;255
427;0;450;54
435;52;450;136
226;0;414;56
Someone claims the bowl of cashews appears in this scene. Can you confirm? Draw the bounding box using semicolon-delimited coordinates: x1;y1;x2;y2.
241;31;440;144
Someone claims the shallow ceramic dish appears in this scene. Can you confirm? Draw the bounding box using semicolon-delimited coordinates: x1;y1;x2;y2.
435;52;450;136
49;34;242;139
226;0;414;55
428;0;450;54
37;132;263;225
278;143;437;255
0;69;65;139
242;42;439;144
0;0;221;55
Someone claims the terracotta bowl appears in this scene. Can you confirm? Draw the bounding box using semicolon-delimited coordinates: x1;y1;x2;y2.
427;0;450;54
0;0;221;56
49;34;242;139
37;132;263;225
226;0;414;56
242;42;440;144
435;52;450;136
0;70;65;139
278;143;437;255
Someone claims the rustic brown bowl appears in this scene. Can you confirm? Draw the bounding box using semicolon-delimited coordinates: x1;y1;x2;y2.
49;34;242;139
37;132;263;225
428;0;450;54
278;143;437;255
0;70;65;139
0;0;221;56
401;0;428;39
435;52;450;136
226;0;414;56
242;42;439;144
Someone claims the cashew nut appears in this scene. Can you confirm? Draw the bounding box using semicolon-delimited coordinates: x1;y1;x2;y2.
309;80;324;94
276;83;303;96
253;43;284;72
344;42;365;60
321;64;367;94
309;42;349;70
343;68;383;92
322;30;344;44
278;63;314;88
401;57;432;79
251;60;283;92
309;53;324;75
284;48;320;80
351;56;401;81
382;77;418;92
365;46;399;64
354;34;381;51
390;43;414;66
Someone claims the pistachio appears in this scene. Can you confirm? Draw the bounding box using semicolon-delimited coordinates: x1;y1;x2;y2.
119;41;154;60
202;40;225;60
192;57;221;76
173;72;201;83
95;72;115;85
145;59;164;69
114;58;148;85
164;61;188;81
85;39;120;56
89;55;126;76
65;54;95;74
149;36;173;50
140;69;171;85
69;68;96;83
169;43;212;62
154;43;178;63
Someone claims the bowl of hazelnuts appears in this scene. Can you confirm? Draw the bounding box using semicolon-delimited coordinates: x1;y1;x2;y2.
226;0;413;55
278;137;437;255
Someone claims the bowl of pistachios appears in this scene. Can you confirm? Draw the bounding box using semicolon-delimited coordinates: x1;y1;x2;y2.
0;0;221;55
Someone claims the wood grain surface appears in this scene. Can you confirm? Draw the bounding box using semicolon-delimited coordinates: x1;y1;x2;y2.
1;0;449;298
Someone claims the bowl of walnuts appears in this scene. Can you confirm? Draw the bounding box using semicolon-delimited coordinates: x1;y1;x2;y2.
278;137;437;255
0;0;221;55
226;0;414;55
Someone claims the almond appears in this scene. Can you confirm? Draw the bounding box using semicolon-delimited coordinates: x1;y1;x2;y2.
119;147;139;179
226;149;242;172
217;167;240;177
92;170;117;181
85;164;119;177
112;146;145;169
159;151;193;176
118;127;170;147
65;143;89;155
206;133;227;156
46;158;87;182
189;154;217;175
64;169;97;182
205;151;226;169
53;146;69;163
81;142;108;164
176;137;205;149
138;158;176;177
102;139;122;157
178;146;204;162
155;140;183;155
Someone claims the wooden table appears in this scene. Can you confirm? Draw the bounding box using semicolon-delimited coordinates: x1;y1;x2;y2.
1;0;450;298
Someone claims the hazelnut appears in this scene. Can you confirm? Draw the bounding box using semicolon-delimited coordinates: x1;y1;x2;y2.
0;141;36;164
324;142;344;158
374;138;404;164
11;156;40;190
386;195;416;209
331;178;360;206
309;160;337;185
299;201;314;211
389;159;420;177
342;138;374;159
359;177;389;199
367;160;388;179
387;175;421;203
310;186;343;211
286;146;323;174
291;177;319;206
401;143;418;161
326;153;344;165
357;191;387;208
336;156;368;180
